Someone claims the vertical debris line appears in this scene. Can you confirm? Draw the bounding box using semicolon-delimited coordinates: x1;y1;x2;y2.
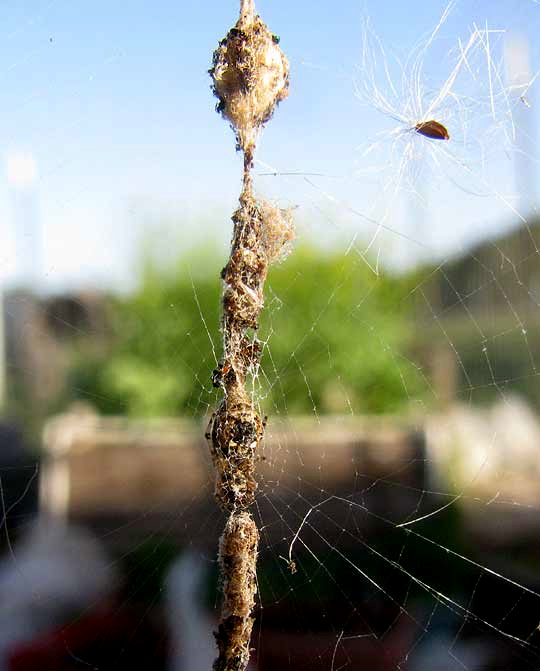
207;1;293;670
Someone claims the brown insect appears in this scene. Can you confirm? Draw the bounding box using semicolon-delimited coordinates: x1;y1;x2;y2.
414;120;449;140
211;362;232;388
279;555;297;574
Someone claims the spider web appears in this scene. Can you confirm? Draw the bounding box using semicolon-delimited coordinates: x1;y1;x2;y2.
242;3;540;668
2;1;540;670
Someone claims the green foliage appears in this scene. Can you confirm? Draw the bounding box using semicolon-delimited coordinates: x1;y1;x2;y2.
68;244;426;417
259;246;424;414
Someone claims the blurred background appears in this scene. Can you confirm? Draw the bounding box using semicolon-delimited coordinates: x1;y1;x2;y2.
2;1;540;670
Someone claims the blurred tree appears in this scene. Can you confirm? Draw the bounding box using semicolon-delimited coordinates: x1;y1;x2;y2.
68;244;425;417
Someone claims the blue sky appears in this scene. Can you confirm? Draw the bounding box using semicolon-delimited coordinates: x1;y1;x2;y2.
1;0;539;291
